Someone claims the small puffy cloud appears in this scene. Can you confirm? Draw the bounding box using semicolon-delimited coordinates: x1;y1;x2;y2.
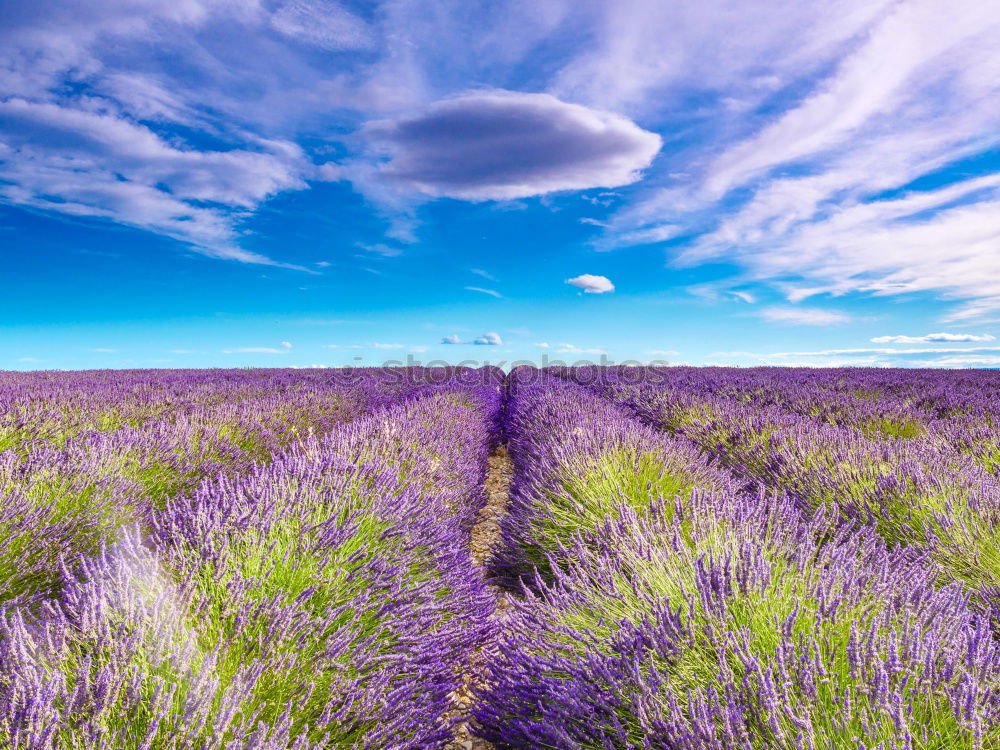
871;332;996;344
566;274;615;294
280;341;293;349
316;261;332;268
535;342;550;348
368;90;661;200
728;291;756;304
474;332;503;345
465;286;503;298
441;334;465;344
759;307;849;326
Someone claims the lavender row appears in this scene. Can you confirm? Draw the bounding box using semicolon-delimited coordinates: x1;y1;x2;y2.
0;378;387;610
0;378;502;748
555;367;1000;623
475;370;1000;748
491;370;739;588
555;366;1000;471
0;367;495;451
0;368;501;610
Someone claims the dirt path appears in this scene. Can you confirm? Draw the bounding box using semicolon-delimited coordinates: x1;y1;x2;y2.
445;445;513;750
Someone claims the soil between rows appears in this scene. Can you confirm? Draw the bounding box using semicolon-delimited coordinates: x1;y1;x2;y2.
444;445;514;750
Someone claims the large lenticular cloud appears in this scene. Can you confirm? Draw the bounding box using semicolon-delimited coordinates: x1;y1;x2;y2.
367;90;662;200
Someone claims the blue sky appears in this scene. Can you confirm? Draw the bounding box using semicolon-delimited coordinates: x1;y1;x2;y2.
2;0;999;370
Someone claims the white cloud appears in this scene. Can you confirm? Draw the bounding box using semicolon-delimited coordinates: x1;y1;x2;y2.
357;242;404;257
371;343;406;350
556;343;607;355
474;332;503;345
470;268;496;281
465;286;503;298
758;307;850;326
715;345;1000;359
169;349;196;354
702;0;997;198
0;98;312;265
566;274;615;294
550;0;896;113
679;175;1000;320
595;223;680;250
269;0;375;51
367;90;661;200
441;334;465;344
590;0;1000;320
223;347;290;354
911;355;1000;367
535;342;550;348
871;332;996;344
16;357;40;362
728;291;756;304
280;341;293;349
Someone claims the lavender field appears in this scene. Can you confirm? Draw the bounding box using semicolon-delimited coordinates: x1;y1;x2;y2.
2;366;1000;749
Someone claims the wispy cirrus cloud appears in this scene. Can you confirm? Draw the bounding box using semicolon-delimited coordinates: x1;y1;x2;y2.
0;98;321;267
758;306;850;326
556;342;607;355
592;0;1000;321
871;332;995;344
222;347;290;354
0;1;351;266
464;286;503;298
269;0;376;51
357;242;404;257
710;345;1000;370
